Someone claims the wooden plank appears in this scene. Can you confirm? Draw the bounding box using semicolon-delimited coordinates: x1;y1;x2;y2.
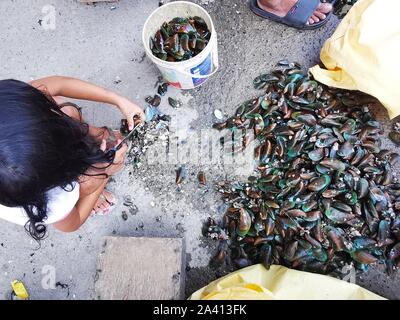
95;236;185;300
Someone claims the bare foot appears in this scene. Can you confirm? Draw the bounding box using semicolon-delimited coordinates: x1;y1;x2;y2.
92;190;116;215
257;0;333;25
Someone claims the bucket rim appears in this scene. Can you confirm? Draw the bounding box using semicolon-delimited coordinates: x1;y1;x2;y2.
142;0;216;67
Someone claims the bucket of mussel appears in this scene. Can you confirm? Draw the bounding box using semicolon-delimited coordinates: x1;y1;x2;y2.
143;1;219;90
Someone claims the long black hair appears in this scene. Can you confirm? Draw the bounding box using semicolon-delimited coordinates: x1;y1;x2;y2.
0;79;114;240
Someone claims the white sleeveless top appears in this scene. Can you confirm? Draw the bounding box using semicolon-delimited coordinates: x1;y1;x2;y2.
0;182;80;226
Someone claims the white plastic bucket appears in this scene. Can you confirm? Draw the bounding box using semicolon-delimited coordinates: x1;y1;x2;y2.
142;1;219;90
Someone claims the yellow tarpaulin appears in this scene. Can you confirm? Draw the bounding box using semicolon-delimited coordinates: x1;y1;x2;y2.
189;264;384;300
310;0;400;119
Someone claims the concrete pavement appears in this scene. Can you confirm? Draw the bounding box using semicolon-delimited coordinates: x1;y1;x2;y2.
0;0;399;299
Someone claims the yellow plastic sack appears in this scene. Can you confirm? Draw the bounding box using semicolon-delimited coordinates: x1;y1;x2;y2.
189;264;384;300
310;0;400;119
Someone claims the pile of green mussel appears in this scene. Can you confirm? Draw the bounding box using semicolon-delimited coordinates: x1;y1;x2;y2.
206;61;400;276
150;16;211;62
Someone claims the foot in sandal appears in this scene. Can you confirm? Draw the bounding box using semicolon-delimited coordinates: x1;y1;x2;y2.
251;0;334;30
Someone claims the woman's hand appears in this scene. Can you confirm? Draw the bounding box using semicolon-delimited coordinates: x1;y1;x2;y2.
31;76;145;130
100;139;128;176
116;97;145;130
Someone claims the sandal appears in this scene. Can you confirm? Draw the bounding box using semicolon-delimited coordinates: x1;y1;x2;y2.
250;0;337;30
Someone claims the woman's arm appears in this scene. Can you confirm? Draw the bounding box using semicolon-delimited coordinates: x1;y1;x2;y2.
31;76;144;129
31;76;121;105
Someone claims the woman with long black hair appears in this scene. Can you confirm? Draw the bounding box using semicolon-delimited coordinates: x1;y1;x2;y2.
0;76;144;240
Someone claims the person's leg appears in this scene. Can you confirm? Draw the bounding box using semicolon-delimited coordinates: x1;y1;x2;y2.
54;176;110;232
257;0;333;25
